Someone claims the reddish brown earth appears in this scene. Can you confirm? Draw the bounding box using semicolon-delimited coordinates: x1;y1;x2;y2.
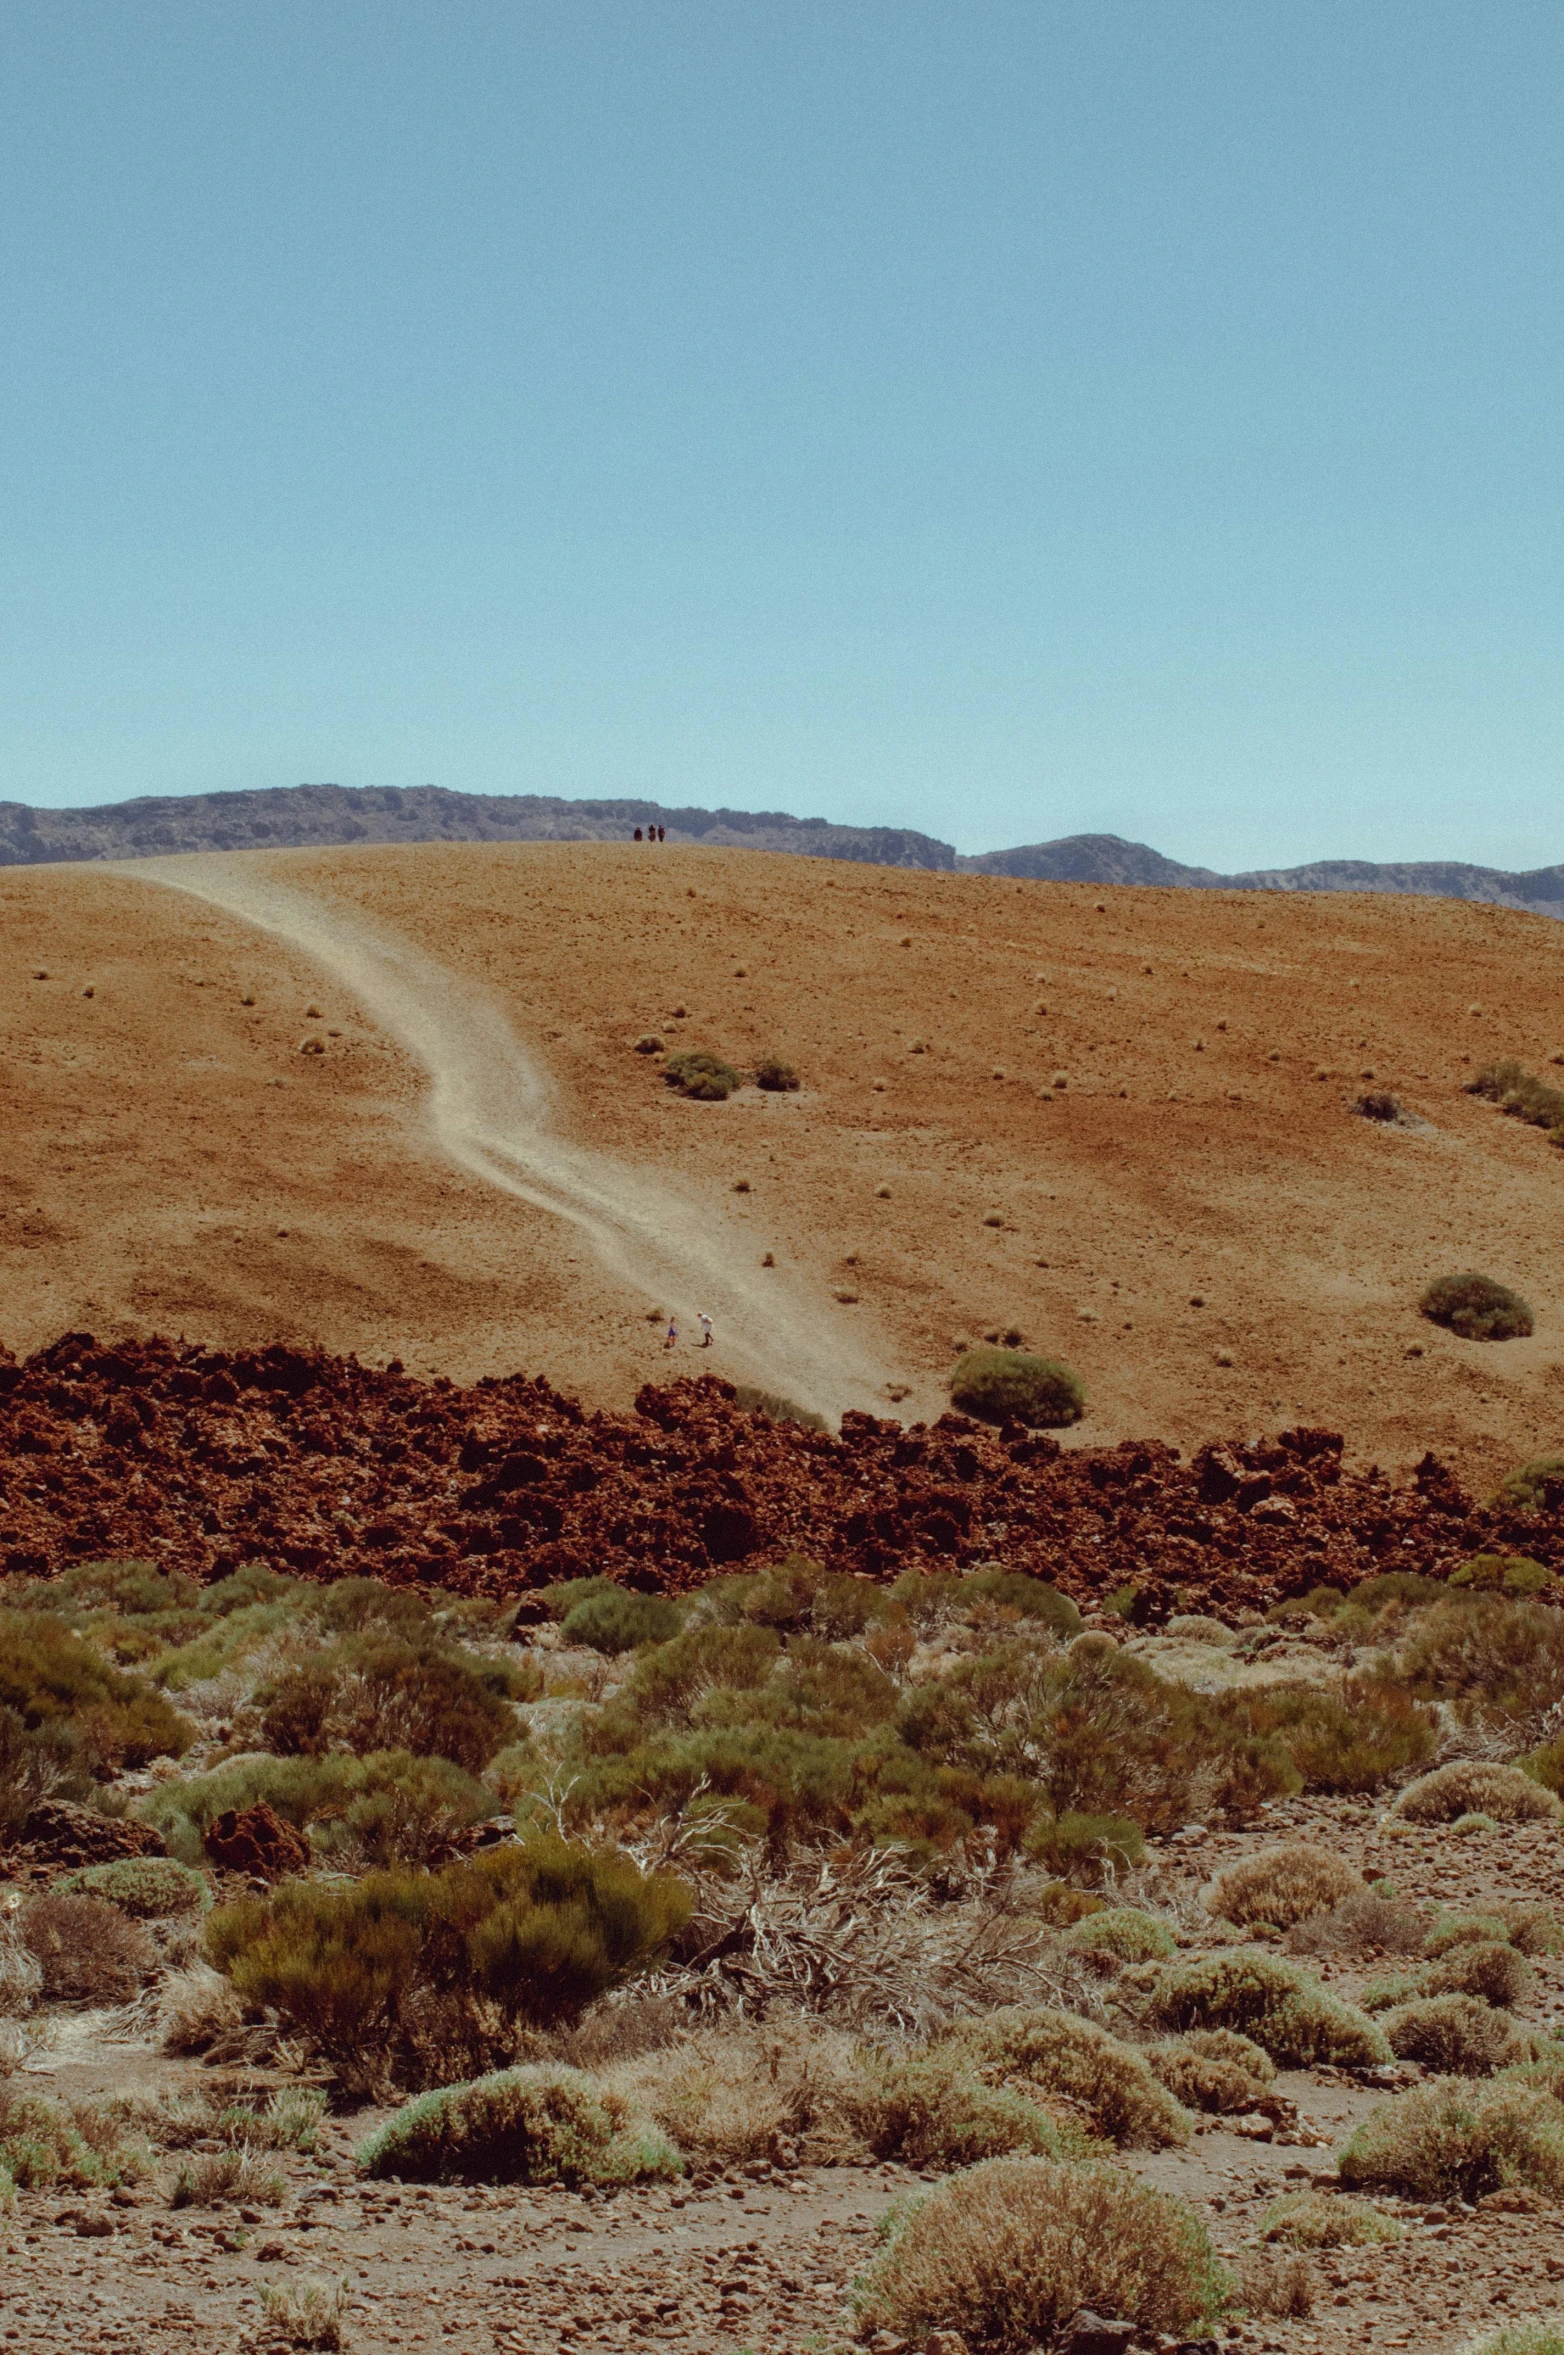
0;1331;1554;1614
5;842;1564;1480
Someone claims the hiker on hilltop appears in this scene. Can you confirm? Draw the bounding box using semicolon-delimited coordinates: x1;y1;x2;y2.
664;1315;678;1350
699;1312;713;1348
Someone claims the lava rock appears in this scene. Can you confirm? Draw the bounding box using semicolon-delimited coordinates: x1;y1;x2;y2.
203;1800;311;1881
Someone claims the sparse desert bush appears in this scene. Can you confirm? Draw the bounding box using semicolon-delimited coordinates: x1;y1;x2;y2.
206;1837;690;2091
1398;1596;1564;1727
663;1049;742;1100
1468;1059;1564;1142
1062;1906;1176;1964
1383;1994;1534;2075
1260;2187;1402;2247
1393;1761;1562;1825
157;1963;244;2056
1287;1886;1429;1957
856;2044;1082;2169
960;1569;1083;1636
1495;1456;1564;1513
0;2082;152;2189
1459;2327;1564;2355
55;1856;210;1917
1450;1554;1555;1596
1339;2077;1564;2201
1424;1909;1543;1957
1206;1842;1364;1931
1354;1090;1405;1123
1147;2027;1275;2114
951;2006;1191;2148
632;1033;663;1055
606;2016;869;2169
20;1891;153;2005
852;2154;1228;2351
143;1750;500;1870
1152;1948;1390;2068
899;1632;1297;1838
730;1385;827;1430
1236;2245;1316;2318
171;2145;286;2207
257;1634;520;1773
1522;1740;1564;1795
753;1055;799;1092
0;1609;193;1773
356;2064;680;2185
558;1589;682;1656
1239;1677;1437;1792
949;1346;1085;1429
257;2276;350;2353
1423;1939;1536;2009
1420;1272;1534;1341
1024;1808;1145;1882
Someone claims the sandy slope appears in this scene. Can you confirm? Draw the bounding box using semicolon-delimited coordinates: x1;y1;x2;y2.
3;839;1564;1478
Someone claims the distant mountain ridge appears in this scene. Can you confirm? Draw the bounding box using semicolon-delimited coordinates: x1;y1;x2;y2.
2;784;1561;917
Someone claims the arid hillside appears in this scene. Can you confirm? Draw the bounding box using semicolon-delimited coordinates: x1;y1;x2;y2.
2;840;1563;1482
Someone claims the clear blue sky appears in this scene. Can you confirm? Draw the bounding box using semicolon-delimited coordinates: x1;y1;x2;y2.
3;3;1561;867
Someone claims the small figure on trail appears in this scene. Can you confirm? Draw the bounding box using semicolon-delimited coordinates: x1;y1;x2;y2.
634;827;643;841
657;825;666;842
698;1312;713;1348
664;1315;678;1349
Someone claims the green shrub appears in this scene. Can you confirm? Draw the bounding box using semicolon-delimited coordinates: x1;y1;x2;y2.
0;1609;193;1772
951;2006;1191;2148
901;1632;1297;1836
205;1838;690;2089
703;1554;888;1638
860;2046;1083;2169
961;1570;1082;1637
55;1857;210;1917
1423;1940;1536;2009
44;1559;200;1618
1063;1907;1176;1964
559;1590;683;1655
1205;1842;1363;1931
1522;1740;1564;1796
1450;1554;1555;1596
0;2085;153;2190
1397;1596;1564;1725
196;1562;301;1617
1024;1809;1145;1882
1393;1761;1562;1825
1338;2077;1564;2201
1419;1272;1534;1341
143;1749;499;1870
1458;2325;1564;2355
730;1384;827;1430
1468;1059;1564;1142
617;1622;782;1726
1148;2029;1274;2115
852;2155;1228;2351
1259;2188;1403;2248
1494;1456;1564;1513
356;2064;680;2185
1152;1949;1390;2068
1238;1678;1437;1792
949;1346;1085;1428
1383;1994;1534;2075
753;1055;799;1093
258;1634;519;1772
663;1050;742;1100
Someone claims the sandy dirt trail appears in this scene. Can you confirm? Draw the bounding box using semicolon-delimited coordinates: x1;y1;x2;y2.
119;855;901;1421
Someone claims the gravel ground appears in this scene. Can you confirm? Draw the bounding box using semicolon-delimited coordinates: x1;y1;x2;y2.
5;1787;1563;2355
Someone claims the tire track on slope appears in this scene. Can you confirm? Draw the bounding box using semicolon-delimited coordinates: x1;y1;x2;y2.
120;855;900;1420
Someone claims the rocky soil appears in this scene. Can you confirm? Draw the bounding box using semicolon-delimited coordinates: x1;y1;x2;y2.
5;1785;1562;2355
0;1332;1555;1616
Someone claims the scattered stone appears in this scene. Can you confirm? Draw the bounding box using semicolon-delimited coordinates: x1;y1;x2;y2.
202;1801;311;1881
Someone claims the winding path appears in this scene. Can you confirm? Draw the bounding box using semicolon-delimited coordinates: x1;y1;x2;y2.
121;855;900;1420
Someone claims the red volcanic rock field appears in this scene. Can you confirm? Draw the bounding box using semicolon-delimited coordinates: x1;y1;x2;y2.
0;1329;1550;1618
